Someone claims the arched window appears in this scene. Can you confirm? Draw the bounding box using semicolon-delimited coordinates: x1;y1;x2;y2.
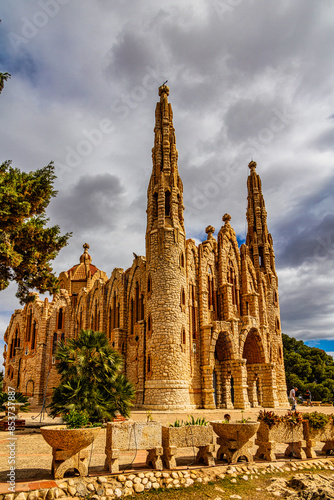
165;190;171;216
52;332;57;354
94;301;98;331
108;306;112;339
181;287;186;306
275;317;280;330
130;298;134;334
181;328;186;344
153;192;158;219
135;281;140;323
273;290;278;304
57;308;64;330
116;302;120;328
191;284;197;340
180;252;185;268
147;275;152;294
31;321;37;350
139;294;144;321
79;309;83;331
227;260;238;307
177;193;183;223
112;292;117;328
147;355;152;375
207;266;215;310
26;309;33;342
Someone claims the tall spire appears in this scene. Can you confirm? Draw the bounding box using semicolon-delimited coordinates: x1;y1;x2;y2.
146;85;184;234
246;161;276;276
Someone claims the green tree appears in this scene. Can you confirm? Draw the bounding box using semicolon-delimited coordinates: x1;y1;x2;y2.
0;21;11;94
0;161;71;303
49;329;135;423
0;72;11;94
283;333;334;402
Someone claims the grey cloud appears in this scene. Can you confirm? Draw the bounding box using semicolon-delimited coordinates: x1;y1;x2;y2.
312;127;334;152
277;214;334;268
49;173;126;232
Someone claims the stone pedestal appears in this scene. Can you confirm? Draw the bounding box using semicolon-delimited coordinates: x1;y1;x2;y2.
52;448;89;479
217;437;254;463
211;421;259;464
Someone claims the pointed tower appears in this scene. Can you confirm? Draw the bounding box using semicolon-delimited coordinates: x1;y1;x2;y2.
245;160;288;406
144;85;191;409
246;161;276;277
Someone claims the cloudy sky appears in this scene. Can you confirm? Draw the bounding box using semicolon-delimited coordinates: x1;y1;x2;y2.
1;0;334;363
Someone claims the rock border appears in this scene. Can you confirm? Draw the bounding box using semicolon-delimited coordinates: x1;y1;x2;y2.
1;458;334;500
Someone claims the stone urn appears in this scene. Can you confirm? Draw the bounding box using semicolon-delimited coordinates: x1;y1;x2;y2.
0;402;26;430
161;424;215;468
255;421;306;461
303;420;334;457
210;421;259;463
2;402;24;417
41;425;101;479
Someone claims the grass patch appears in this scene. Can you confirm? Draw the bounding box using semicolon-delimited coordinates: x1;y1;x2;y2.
125;465;334;500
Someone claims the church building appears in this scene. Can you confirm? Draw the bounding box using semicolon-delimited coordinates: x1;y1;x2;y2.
3;85;288;410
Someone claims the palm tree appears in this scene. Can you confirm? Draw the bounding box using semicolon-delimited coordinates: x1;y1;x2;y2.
49;330;135;422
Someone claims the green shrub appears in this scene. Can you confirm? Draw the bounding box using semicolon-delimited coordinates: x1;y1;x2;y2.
303;411;330;429
63;409;90;429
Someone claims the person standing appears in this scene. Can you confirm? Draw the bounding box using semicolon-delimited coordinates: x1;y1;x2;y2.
305;389;312;406
289;387;298;410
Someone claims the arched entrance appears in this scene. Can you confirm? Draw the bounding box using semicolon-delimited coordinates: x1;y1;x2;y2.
242;329;265;407
213;331;235;408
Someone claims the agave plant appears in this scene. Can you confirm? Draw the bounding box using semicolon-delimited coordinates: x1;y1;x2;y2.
257;409;281;429
281;410;303;427
48;329;135;423
0;391;30;412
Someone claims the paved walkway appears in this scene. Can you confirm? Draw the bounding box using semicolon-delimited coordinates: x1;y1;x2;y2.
0;405;333;493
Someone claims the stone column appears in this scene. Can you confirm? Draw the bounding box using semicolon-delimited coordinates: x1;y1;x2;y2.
260;363;280;407
229;359;251;409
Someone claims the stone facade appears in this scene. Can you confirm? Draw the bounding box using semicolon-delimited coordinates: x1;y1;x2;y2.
2;85;288;410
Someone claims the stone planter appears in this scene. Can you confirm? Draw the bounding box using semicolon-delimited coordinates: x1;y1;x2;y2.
105;421;163;473
40;425;101;479
161;424;215;468
303;420;334;457
210;421;259;464
255;421;306;461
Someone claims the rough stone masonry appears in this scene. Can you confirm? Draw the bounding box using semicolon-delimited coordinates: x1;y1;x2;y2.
3;85;288;411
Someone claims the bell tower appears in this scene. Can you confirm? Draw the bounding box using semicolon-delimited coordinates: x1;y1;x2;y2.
144;85;191;409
